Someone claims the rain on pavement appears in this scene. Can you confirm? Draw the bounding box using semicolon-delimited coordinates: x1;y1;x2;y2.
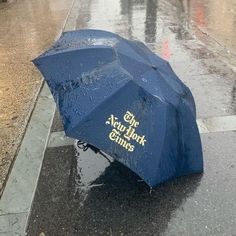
26;0;236;235
189;0;236;55
0;0;73;193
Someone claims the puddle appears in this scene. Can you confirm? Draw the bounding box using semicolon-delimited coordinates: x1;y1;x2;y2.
71;141;113;206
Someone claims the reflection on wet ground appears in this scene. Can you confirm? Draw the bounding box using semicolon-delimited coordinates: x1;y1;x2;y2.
76;0;236;54
188;0;236;54
27;145;202;236
27;130;236;235
0;0;72;192
71;144;112;204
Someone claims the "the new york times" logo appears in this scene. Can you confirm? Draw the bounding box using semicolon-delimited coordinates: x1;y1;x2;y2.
105;111;147;152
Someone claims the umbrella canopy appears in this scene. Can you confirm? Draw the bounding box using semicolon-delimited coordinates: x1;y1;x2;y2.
33;29;203;188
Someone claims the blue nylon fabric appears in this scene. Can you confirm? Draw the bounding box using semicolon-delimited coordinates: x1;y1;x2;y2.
33;29;203;187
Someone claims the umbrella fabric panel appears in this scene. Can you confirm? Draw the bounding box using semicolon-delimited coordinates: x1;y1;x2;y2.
135;70;182;107
129;40;193;100
58;63;131;133
137;67;196;118
39;29;121;57
115;40;151;65
67;80;181;187
117;52;153;77
175;102;203;176
33;47;117;87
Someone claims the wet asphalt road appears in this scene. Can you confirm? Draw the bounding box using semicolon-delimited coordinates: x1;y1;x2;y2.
26;0;236;235
27;133;236;236
0;0;73;193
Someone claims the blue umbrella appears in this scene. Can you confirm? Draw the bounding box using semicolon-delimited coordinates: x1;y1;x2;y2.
33;29;203;188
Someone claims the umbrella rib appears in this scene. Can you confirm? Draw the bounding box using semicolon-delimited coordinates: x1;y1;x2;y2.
118;51;155;68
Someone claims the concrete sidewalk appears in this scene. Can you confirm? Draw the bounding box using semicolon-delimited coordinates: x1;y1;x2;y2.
0;0;73;195
1;0;236;235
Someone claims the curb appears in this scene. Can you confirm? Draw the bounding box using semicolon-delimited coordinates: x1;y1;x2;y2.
0;0;77;234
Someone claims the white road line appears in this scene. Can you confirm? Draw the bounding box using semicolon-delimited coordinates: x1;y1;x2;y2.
48;115;236;148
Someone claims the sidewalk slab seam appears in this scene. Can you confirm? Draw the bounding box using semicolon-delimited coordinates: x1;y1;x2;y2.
47;115;236;148
0;212;27;236
48;131;74;148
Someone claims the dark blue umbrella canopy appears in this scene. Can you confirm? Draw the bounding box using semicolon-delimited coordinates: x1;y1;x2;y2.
33;29;203;188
